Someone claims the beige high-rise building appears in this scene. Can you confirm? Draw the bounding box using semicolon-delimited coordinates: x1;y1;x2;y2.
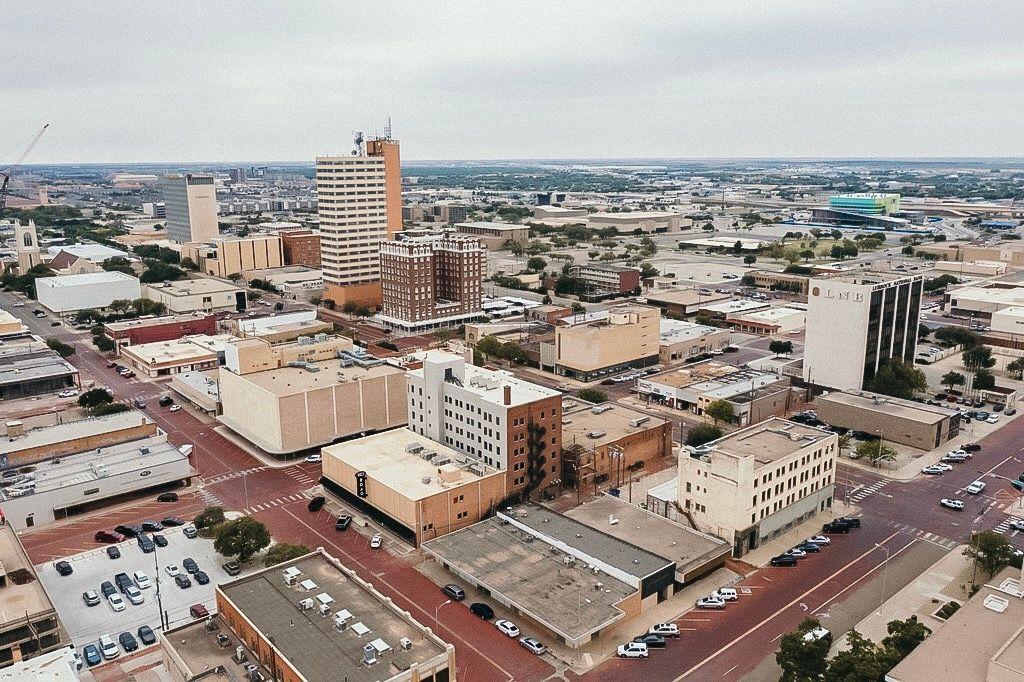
181;235;284;278
316;135;401;307
162;174;219;244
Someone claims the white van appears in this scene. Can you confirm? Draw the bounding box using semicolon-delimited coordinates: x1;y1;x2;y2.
713;587;738;601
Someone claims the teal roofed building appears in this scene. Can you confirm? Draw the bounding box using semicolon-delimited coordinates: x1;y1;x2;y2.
829;193;901;215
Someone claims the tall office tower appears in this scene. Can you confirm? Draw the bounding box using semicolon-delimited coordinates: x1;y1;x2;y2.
379;234;485;331
15;220;42;273
803;273;923;391
228;168;247;184
161;174;219;244
316;135;401;306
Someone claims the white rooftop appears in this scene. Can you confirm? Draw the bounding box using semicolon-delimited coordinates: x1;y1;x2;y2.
729;306;807;322
659;319;723;343
455;221;529;231
0;410;154;457
700;299;771;315
35;270;139;288
414;350;561;407
46;243;132;263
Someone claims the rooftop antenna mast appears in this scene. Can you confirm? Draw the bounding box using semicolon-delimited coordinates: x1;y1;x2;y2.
384;117;392;140
352;131;364;156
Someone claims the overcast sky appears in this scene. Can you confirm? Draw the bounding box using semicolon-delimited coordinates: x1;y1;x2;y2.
4;1;1024;163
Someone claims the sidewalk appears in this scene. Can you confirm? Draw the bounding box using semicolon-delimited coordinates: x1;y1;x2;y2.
831;544;972;651
213;425;303;469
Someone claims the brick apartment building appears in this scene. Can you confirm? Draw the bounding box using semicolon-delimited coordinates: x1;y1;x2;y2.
279;228;321;268
378;234;485;331
103;313;217;352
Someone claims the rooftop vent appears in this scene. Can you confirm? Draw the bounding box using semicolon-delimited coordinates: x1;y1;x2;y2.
591;405;613;414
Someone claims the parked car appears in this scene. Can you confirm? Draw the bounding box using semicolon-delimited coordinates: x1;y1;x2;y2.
153;534;168;548
175;574;192;589
1005;407;1017;416
307;496;326;512
165;564;181;577
304;454;322;463
137;534;155;553
124;585;144;605
157;493;179;503
940;498;965;511
696;595;726;609
106;546;121;560
114;524;143;538
442;584;465;601
183;558;199;574
114;572;134;593
963;443;982;452
100;581;116;598
222;561;241;576
107;592;126;612
965;480;986;494
1011;519;1024;532
803;626;832;644
616;641;649;658
83;590;100;606
190;603;209;618
806;535;831;546
83;644;102;667
137;625;156;646
134;571;152;589
194;571;210;585
370;534;383;549
632;633;667;648
797;542;822;553
713;587;738;601
334;515;352;531
495;619;520;637
771;554;799;566
836;517;861;528
785;548;807;559
649;623;680;638
182;525;198;539
141;521;164;532
465;601;493;619
520;637;546;655
55;560;73;576
161;515;185;525
921;465;946;475
95;530;125;543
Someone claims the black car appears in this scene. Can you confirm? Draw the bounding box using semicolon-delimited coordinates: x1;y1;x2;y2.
194;571;210;585
153;534;168;548
106;546;121;559
141;521;164;532
222;561;241;576
114;524;143;538
469;602;494;620
137;625;156;646
55;560;73;576
158;396;174;407
157;493;179;503
137;533;155;553
771;554;798;567
964;443;982;452
119;632;138;652
161;516;185;526
836;516;861;529
796;543;821;553
100;581;117;598
334;515;352;531
114;572;134;593
822;522;850;534
308;496;326;512
175;574;192;589
632;633;667;648
183;558;199;574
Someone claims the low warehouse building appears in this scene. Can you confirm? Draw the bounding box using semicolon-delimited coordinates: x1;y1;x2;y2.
119;334;235;378
103;313;217;352
35;271;141;314
815;391;960;450
0;409;158;467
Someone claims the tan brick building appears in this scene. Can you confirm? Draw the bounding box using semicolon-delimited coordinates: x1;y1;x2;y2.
182;235;284;278
279;228;321;268
550;304;660;381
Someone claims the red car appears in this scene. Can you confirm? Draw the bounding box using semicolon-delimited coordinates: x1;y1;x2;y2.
95;530;125;544
190;603;210;619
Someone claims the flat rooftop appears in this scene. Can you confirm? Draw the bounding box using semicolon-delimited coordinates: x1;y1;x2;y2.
144;278;244;296
121;334;235;365
818;391;957;424
0;410;154;457
0;524;56;624
422;516;634;642
564;496;729;580
215;552;449;682
642;361;780;397
45;243;131;262
34;270;138;288
708;418;834;466
644;289;731;307
414;351;561;407
104;312;212;332
561;398;668;447
0;350;77;387
947;285;1024;305
229;358;401;396
888;570;1024;681
455;221;529;231
814;272;920;287
729;306;807;322
590;211;679;220
323;428;501;501
699;299;770;315
0;436;187;500
659;319;723;343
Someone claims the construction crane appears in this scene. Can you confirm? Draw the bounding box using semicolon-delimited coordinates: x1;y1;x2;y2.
0;123;49;221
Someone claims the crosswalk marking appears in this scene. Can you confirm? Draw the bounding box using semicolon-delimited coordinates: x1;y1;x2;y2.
850;480;888;503
204;466;268;485
992;517;1021;535
243;493;306;515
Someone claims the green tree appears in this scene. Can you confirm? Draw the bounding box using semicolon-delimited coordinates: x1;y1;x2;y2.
571;302;586;314
93;402;130;416
825;629;890;682
214;517;271;562
45;338;75;358
576;388;608;404
475;336;502;359
973;368;996;391
526;256;547;272
732;240;743;254
865;361;927;400
686;424;723;447
918;323;931;338
800;249;815;262
435;329;454;344
769;340;794;356
743;254;757;265
837;433;852;454
309;295;323;306
941;371;965;391
705;399;735;426
964;530;1015;580
179;257;199;271
963;346;996;371
102;256;135;275
78;388;113;409
830;244;845;260
934;326;979;348
226;272;244;282
1007;357;1024;380
194;506;226;530
880;616;931;662
139;259;186;284
777;618;830;682
92;334;115;352
855;440;897;468
263;542;311;568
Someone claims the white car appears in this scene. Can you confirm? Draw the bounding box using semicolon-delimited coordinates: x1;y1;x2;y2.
713;587;738;601
12;303;23;307
806;535;831;546
370;534;383;549
616;642;649;658
495;619;520;638
107;593;126;612
696;595;726;609
304;454;322;463
169;404;181;412
987;415;999;424
965;480;986;494
57;389;77;398
1010;519;1024;532
98;634;119;660
940;498;965;510
649;623;680;638
921;465;945;475
785;547;807;559
134;571;152;589
947;449;967;457
165;564;181;577
124;585;144;605
935;462;954;472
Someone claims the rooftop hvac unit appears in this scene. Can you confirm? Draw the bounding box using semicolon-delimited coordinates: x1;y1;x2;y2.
629;417;650;427
319;603;331;616
233;645;247;663
591;405;613;414
139;446;150;455
405;443;424;454
421;476;432;485
563;556;576;567
434;457;451;466
399;637;412;651
297;336;313;345
587;430;606;439
421;451;437;461
362;643;377;666
298;598;314;611
314;333;327;342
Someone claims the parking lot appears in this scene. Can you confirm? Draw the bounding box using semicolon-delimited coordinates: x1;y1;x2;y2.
36;525;257;653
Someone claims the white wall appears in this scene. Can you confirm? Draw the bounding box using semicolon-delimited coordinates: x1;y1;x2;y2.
36;275;141;313
803;279;871;391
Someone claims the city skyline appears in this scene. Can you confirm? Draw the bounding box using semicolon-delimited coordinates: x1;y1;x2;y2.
4;1;1024;163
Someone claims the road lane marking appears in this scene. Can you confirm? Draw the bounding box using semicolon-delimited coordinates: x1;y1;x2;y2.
812;537;919;612
672;530;901;681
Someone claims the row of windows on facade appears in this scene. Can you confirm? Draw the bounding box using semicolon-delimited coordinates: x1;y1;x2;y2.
752;445;835;489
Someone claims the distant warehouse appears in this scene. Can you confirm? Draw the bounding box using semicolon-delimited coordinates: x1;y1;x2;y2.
815;390;960;450
35;271;141;314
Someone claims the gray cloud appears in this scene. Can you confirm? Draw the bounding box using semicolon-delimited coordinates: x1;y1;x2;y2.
3;0;1024;162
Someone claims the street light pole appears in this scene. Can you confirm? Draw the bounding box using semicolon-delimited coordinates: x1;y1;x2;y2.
874;542;890;616
434;599;451;633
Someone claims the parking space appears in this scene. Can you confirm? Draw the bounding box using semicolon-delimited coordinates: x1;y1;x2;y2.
35;525;256;654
